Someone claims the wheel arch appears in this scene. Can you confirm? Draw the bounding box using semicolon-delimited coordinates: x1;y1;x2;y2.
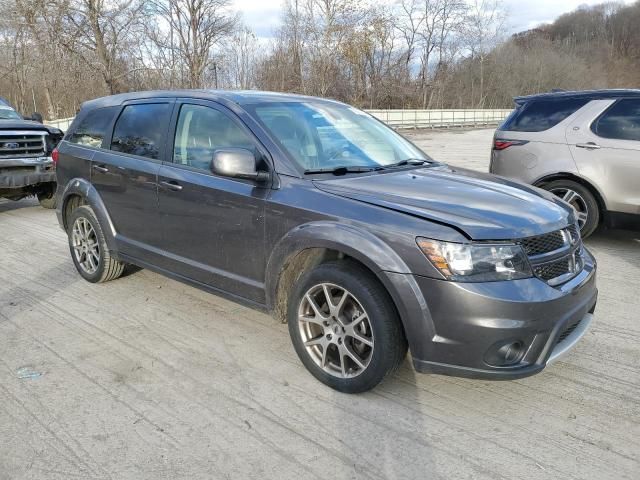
59;178;118;252
265;222;412;324
533;172;607;219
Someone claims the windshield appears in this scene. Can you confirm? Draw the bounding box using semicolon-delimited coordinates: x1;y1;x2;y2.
0;105;22;120
246;101;430;171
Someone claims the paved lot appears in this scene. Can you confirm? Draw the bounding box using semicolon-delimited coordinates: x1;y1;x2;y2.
1;128;638;480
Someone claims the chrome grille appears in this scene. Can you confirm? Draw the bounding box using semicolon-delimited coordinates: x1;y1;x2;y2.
0;131;46;158
520;225;583;286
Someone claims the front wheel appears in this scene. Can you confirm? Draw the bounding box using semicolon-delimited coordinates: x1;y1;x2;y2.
288;260;407;393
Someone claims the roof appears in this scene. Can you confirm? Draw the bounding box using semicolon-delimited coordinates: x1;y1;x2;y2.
514;89;640;105
81;89;341;111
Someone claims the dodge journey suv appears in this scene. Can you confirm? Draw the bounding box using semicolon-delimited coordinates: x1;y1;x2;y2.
491;89;640;238
55;91;597;392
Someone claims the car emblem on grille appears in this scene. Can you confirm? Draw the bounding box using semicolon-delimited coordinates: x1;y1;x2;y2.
561;228;578;246
3;142;20;149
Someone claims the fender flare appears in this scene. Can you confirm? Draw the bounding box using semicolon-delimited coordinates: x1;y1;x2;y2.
59;177;118;252
265;222;411;301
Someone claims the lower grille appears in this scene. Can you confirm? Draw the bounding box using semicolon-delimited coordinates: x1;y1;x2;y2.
0;132;46;158
557;318;582;344
534;258;570;281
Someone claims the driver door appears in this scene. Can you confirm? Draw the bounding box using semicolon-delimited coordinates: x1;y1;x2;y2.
156;100;270;303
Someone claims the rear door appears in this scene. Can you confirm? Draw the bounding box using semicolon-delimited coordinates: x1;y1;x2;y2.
156;100;270;303
59;106;120;188
91;100;174;256
566;98;640;215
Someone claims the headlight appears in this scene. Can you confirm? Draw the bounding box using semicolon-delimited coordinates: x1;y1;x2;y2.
416;238;532;282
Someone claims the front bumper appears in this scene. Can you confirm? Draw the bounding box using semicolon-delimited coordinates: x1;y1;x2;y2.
0;156;55;189
385;248;597;380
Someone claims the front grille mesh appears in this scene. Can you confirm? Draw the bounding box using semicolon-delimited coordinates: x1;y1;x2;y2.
0;133;46;158
520;230;565;256
534;258;570;281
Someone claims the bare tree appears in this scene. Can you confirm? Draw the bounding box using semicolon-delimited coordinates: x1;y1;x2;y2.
150;0;237;89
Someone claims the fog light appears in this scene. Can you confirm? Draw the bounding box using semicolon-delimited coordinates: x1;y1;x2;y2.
485;340;527;367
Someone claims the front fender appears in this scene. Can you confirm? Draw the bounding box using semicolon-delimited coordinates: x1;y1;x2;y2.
265;221;438;354
57;178;118;253
266;222;411;295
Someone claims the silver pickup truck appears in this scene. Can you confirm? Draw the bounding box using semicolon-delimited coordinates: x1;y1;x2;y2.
0;98;63;208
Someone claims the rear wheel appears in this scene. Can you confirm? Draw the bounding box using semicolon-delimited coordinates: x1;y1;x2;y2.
67;205;125;283
542;179;600;238
288;260;407;393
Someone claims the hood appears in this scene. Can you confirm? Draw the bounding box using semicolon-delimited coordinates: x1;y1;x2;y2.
0;119;62;135
313;165;574;240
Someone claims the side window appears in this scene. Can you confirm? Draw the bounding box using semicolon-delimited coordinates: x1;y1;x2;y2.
503;98;588;132
68;106;118;148
173;104;255;171
591;99;640;142
110;103;171;159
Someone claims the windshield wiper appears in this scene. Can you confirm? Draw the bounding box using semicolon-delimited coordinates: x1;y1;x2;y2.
304;165;382;175
383;158;434;169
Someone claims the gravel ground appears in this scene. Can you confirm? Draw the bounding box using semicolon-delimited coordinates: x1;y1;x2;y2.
1;128;638;480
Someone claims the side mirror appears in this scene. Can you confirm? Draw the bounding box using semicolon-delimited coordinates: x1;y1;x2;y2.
211;148;270;183
26;112;43;123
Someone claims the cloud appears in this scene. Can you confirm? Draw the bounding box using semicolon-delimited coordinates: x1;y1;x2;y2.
233;0;637;40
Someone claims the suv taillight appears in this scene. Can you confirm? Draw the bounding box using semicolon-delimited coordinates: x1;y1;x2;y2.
493;139;528;150
52;147;59;167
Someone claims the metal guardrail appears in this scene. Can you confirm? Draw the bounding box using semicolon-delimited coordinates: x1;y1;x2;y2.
46;109;512;132
366;109;512;129
45;117;75;131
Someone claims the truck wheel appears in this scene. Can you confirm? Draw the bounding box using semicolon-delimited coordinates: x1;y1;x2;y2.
288;260;407;393
37;190;56;209
542;179;600;238
67;205;125;283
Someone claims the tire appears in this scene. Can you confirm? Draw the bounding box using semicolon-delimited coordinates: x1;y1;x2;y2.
542;179;600;238
37;186;56;209
67;205;125;283
288;260;407;393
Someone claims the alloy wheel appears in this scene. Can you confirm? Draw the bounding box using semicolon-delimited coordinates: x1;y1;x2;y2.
71;217;100;274
297;283;374;378
549;187;589;229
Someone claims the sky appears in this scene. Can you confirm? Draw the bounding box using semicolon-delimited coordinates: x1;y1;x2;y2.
233;0;635;40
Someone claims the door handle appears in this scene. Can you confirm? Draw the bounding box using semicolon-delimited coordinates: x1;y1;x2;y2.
575;142;601;150
160;180;183;191
92;164;109;173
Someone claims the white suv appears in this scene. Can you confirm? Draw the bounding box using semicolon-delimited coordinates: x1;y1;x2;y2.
490;89;640;237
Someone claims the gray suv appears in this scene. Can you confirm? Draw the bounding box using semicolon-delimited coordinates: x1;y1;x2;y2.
491;89;640;238
55;90;597;392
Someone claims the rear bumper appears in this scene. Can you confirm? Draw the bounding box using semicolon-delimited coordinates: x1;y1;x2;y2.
385;248;597;380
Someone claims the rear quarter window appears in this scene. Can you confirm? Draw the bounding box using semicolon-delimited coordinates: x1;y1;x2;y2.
501;98;588;132
67;106;119;148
